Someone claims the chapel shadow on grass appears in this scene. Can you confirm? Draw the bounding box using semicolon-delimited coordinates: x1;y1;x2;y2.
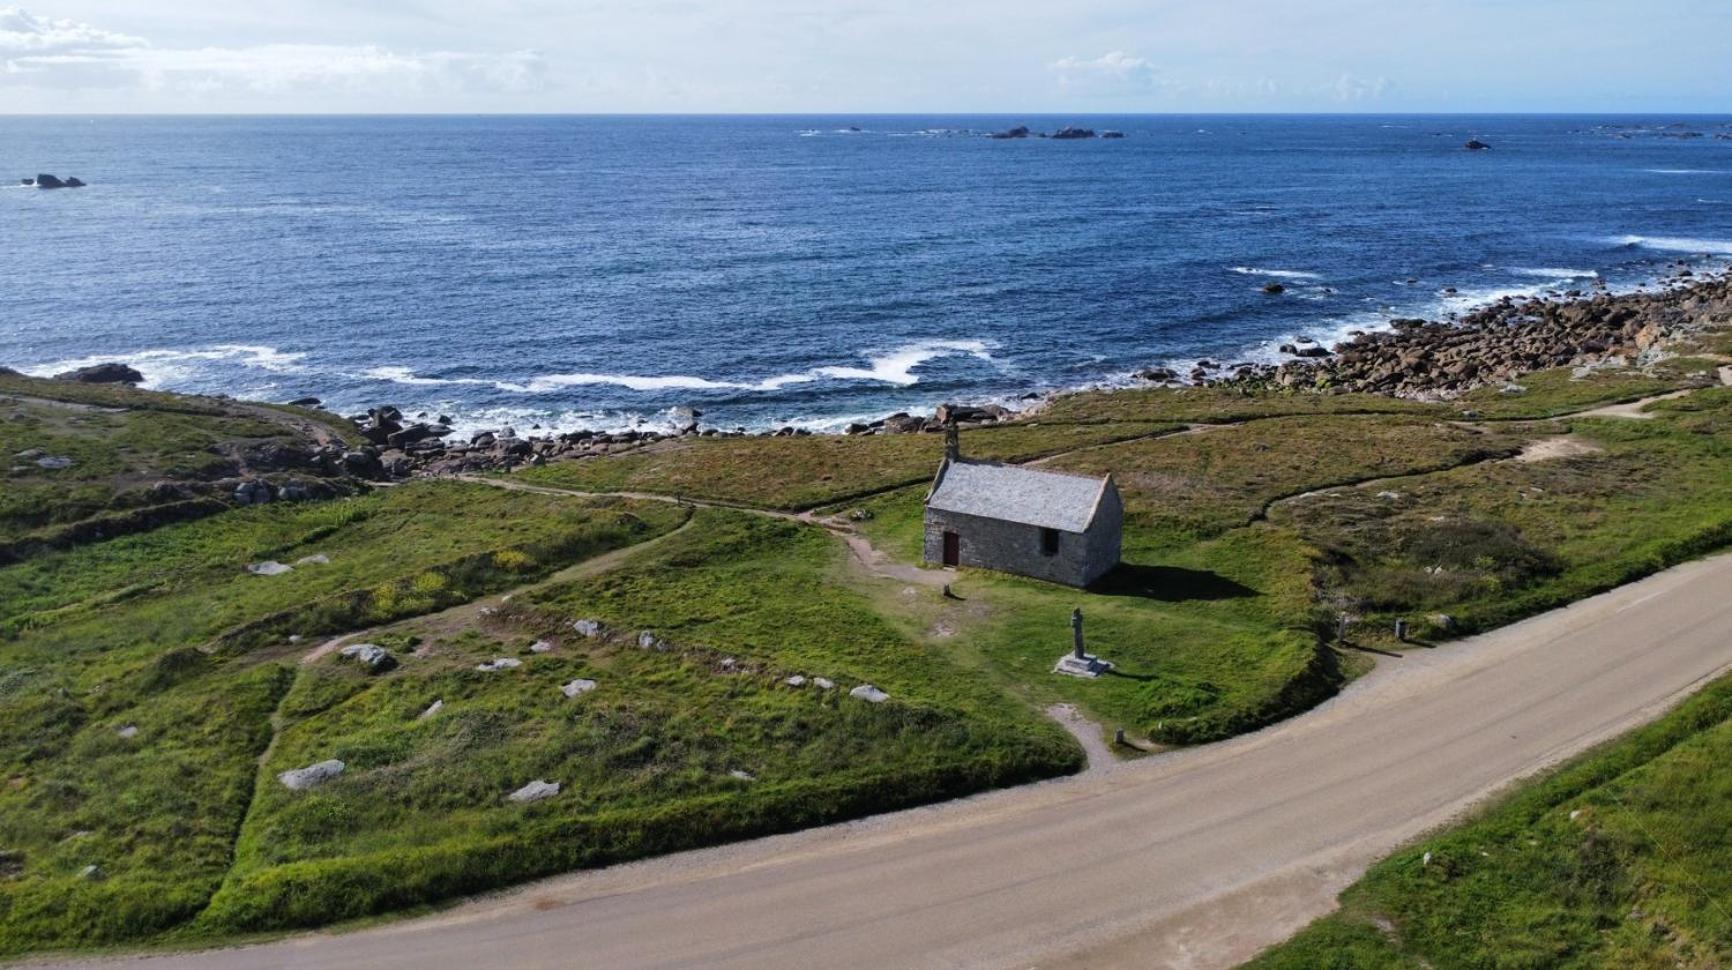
1088;562;1258;602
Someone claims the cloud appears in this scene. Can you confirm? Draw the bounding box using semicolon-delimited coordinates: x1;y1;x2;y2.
1048;50;1164;93
0;6;144;54
0;6;544;97
1328;72;1390;102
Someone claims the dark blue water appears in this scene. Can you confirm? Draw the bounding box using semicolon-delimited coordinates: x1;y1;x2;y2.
4;115;1730;432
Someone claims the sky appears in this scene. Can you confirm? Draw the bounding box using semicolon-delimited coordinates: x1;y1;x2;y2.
1;1;1728;114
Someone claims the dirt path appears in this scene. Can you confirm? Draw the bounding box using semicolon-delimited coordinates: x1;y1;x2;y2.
298;512;697;666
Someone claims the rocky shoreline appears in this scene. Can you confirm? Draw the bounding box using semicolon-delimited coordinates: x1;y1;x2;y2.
301;267;1732;480
16;266;1729;484
1136;264;1731;397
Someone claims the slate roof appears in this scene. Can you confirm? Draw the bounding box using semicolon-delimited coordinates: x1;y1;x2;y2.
926;460;1110;533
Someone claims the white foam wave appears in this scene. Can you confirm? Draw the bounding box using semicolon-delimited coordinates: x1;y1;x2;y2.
1611;235;1732;255
365;340;998;397
1230;266;1322;280
1508;267;1600;280
22;344;307;388
362;366;490;387
1645;168;1726;175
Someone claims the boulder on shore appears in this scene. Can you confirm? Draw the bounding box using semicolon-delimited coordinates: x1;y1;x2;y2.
55;363;143;384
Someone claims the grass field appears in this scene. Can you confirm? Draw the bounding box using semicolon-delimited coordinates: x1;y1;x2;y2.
0;373;351;549
196;508;1079;934
5;349;1732;957
1246;672;1732;969
1269;386;1732;645
509;420;1172;510
0;483;685;954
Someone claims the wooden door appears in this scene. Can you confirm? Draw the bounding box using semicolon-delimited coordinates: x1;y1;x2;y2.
942;531;960;566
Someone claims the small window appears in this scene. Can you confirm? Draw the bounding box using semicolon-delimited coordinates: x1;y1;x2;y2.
1040;528;1060;557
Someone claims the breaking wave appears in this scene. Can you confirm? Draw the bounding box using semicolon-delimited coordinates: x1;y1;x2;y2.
1610;235;1732;255
22;345;307;388
1230;266;1323;280
365;340;998;396
1508;267;1601;280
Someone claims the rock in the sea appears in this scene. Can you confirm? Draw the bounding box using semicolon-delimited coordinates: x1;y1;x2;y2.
476;657;523;672
246;561;293;576
508;780;560;803
988;125;1030;140
1100;130;1125;139
278;759;345;791
55;362;143;384
34;174;68;189
287;396;322;408
339;643;397;673
849;684;890;703
1262;282;1286;295
561;678;597;698
1464;139;1491;151
1050;126;1097;140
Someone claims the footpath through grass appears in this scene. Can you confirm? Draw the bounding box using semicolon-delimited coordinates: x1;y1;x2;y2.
1247;672;1732;969
509;420;1172;510
197;508;1079;935
0;483;683;955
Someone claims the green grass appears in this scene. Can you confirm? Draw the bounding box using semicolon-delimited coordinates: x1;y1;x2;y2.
1270;393;1732;645
1246;672;1732;969
1043;416;1523;547
1455;358;1722;420
193;509;1080;934
0;483;684;954
0;373;352;548
1036;386;1444;425
8;338;1732;958
508;421;1173;510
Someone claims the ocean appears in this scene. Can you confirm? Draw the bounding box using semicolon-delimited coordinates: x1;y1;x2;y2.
4;114;1730;434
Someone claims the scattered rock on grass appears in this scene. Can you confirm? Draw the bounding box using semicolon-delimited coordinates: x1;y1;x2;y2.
508;780;560;803
476;657;523;672
784;675;807;687
813;677;835;690
246;561;293;576
339;643;397;673
572;619;603;638
561;678;597;698
529;640;553;654
418;699;444;720
849;684;890;704
77;864;104;881
295;553;330;566
278;759;345;791
729;770;756;782
116;725;138;740
637;631;667;651
34;455;73;470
